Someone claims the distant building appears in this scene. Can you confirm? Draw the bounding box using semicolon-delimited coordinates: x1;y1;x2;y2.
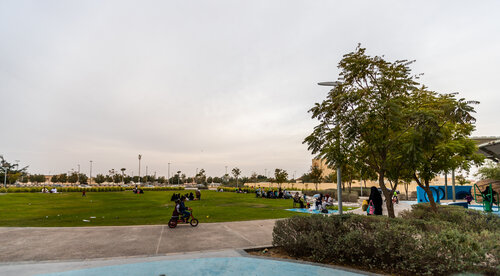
312;159;334;178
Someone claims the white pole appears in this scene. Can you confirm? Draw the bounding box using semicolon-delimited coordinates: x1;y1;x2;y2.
452;170;456;202
337;167;342;215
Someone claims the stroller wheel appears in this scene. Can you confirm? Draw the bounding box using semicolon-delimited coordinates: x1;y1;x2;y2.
168;219;177;228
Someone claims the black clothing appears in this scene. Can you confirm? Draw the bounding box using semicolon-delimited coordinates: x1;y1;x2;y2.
368;186;383;215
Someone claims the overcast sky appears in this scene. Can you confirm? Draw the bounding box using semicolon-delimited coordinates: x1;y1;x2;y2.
1;0;499;178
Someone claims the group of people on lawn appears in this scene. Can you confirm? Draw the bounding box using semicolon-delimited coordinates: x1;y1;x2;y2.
170;190;201;202
293;192;334;212
255;187;292;199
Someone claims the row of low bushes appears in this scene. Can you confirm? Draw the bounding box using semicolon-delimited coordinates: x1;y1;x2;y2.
128;187;185;192
273;204;500;275
0;186;185;193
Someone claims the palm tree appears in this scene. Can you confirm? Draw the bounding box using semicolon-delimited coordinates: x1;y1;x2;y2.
120;168;126;184
232;167;241;188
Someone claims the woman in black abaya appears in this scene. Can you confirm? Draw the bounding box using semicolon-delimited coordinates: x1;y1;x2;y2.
368;186;383;215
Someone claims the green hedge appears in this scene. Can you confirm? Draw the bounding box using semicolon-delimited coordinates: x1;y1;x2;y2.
273;205;500;275
0;186;184;193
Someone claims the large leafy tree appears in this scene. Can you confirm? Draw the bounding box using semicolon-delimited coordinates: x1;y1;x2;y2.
0;156;28;186
308;165;323;191
274;169;288;189
404;90;483;211
94;174;106;184
29;174;46;184
196;169;207;184
304;45;418;217
476;160;500;180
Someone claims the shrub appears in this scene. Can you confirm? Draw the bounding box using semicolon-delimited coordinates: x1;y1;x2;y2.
0;186;184;193
401;203;500;233
273;212;500;275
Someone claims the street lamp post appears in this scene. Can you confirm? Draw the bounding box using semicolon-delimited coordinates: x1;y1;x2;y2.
168;163;171;185
318;81;343;215
77;164;80;184
138;154;142;185
89;160;93;186
3;166;7;188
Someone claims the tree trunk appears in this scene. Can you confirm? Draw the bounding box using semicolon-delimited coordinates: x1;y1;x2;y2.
404;183;408;200
413;175;438;212
422;181;438;212
378;172;395;218
348;180;352;194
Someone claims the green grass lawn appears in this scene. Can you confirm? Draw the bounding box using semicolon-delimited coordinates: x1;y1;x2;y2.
0;190;319;227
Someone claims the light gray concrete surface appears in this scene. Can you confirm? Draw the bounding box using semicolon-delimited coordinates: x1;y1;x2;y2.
0;249;244;276
0;219;275;263
348;199;413;216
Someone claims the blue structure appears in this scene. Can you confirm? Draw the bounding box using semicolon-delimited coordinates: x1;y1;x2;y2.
417;185;472;203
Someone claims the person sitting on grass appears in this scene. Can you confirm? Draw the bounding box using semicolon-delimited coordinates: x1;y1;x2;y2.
293;192;305;208
315;194;323;210
324;194;333;206
188;192;194;201
195;189;201;200
170;193;178;201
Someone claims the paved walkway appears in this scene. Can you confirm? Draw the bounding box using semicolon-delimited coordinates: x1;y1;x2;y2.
1;249;375;276
0;219;275;263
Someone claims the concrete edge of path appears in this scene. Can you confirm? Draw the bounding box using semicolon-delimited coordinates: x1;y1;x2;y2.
0;218;281;230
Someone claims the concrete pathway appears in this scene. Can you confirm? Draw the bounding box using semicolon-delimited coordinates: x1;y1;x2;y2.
1;249;376;276
0;219;275;263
